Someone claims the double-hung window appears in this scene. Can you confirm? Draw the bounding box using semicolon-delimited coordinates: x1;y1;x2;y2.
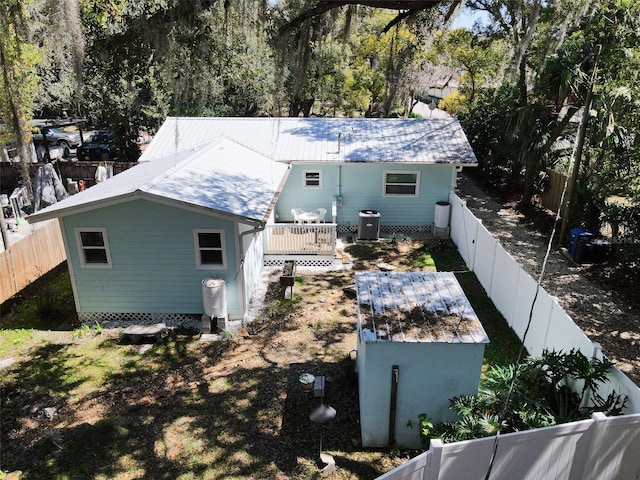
303;170;322;189
194;229;226;269
383;171;420;197
75;228;112;268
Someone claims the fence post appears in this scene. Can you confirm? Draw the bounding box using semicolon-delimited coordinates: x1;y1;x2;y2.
580;343;603;411
541;294;556;353
459;203;479;271
454;198;471;267
427;439;443;480
591;342;603;361
9;249;18;296
580;413;609;480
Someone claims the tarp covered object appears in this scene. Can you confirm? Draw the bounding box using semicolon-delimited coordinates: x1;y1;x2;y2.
33;163;69;211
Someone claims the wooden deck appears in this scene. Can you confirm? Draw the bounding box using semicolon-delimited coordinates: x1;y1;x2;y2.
264;223;336;256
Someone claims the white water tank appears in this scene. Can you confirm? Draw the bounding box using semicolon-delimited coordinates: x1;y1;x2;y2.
434;201;451;228
202;278;227;318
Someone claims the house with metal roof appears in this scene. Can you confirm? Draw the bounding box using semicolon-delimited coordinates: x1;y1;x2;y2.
29;137;290;328
28;116;477;328
143;116;476;231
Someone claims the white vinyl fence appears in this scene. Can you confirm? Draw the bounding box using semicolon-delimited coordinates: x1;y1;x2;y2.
448;193;640;413
377;412;640;480
375;194;640;480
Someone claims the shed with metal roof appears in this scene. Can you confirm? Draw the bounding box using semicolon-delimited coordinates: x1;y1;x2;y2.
355;271;489;449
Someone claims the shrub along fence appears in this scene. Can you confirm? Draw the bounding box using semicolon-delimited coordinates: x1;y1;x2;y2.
0;219;66;304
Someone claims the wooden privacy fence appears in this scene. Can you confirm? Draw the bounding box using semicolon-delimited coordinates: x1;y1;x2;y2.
542;168;568;213
377;412;640;480
0;161;136;193
0;220;66;304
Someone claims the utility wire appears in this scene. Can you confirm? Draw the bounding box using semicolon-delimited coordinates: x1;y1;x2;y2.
483;147;571;480
482;46;601;478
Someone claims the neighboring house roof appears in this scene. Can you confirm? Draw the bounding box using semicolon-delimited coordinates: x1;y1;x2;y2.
28;138;290;225
139;117;478;165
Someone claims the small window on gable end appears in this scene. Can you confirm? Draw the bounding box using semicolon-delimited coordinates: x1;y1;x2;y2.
303;170;322;189
194;229;226;269
75;228;112;268
383;171;420;197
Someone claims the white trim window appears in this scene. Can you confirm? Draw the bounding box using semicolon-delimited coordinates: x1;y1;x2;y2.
383;171;420;197
303;170;322;189
75;228;112;268
194;229;227;269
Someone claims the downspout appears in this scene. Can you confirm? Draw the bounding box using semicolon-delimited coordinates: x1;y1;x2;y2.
239;221;266;253
238;221;266;325
389;365;399;448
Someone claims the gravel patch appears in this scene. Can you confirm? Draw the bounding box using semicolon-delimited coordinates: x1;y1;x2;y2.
456;173;640;385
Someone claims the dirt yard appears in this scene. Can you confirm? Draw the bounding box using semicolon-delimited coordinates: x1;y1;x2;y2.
2;240;466;479
456;172;640;385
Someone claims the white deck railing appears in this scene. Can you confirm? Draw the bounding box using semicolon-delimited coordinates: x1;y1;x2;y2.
263;223;336;256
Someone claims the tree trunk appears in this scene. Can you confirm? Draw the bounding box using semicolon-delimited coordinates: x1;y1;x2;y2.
0;26;34;193
518;105;581;211
558;45;601;244
288;97;314;117
519;154;537;211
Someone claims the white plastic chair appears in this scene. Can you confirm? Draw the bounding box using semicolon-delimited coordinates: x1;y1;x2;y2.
291;208;304;223
315;208;327;223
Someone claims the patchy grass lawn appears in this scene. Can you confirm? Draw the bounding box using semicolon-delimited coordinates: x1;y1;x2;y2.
0;238;521;479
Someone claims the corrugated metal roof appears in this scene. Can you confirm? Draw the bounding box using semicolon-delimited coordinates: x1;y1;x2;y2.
356;271;489;343
139;117;478;165
28;138;289;224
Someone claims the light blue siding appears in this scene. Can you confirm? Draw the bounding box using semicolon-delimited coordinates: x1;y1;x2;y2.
276;163;454;226
63;199;241;316
275;164;338;222
357;339;485;448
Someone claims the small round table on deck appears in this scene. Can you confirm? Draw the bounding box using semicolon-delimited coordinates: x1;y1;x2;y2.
298;211;321;223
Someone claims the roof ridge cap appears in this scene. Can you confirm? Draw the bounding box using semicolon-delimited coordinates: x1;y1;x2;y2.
143;138;225;190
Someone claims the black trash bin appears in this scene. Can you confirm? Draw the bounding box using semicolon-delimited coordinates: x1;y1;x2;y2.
589;238;611;263
358;210;380;241
573;234;592;263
